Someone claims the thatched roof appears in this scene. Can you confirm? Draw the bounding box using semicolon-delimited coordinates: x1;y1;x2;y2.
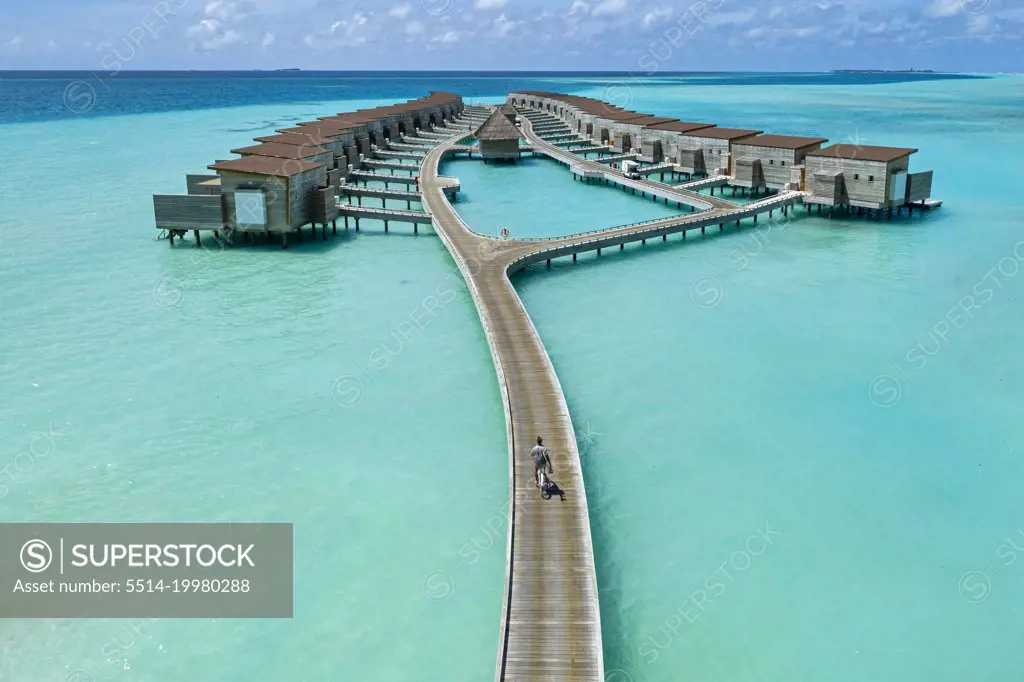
474;108;522;141
500;101;517;115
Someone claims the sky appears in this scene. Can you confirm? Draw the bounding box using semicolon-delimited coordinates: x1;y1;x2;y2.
1;0;1022;72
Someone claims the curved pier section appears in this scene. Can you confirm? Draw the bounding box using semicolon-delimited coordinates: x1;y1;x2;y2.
518;114;728;213
421;131;606;682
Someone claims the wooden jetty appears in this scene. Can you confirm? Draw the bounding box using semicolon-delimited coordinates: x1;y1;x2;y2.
421;131;606;682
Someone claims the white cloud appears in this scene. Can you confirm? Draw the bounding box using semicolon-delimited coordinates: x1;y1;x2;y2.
5;36;23;50
642;7;673;27
404;20;424;35
45;40;58;51
475;0;507;8
707;9;756;26
325;12;371;47
967;13;991;34
924;0;962;18
432;30;470;44
568;0;589;15
261;31;275;48
185;19;242;50
768;6;784;20
592;0;628;17
389;3;412;19
491;13;520;37
204;0;246;21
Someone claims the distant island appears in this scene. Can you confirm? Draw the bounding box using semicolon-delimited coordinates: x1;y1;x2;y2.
831;69;936;73
275;68;301;72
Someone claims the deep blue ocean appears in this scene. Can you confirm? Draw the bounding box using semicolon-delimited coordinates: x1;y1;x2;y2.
0;70;984;123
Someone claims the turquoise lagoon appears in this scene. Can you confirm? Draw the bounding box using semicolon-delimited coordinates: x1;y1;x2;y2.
2;73;1023;681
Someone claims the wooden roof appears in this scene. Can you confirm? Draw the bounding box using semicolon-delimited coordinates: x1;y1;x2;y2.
624;116;677;127
255;132;337;146
474;108;523;141
230;142;328;160
735;134;828;149
209;156;324;178
807;143;917;162
647;120;717;133
682;126;763;140
279;123;357;138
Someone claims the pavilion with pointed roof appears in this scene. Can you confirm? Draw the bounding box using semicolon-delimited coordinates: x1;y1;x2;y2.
474;107;523;162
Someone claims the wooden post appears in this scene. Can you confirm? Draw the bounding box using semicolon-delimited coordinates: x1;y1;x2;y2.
168;232;174;246
194;230;201;246
384;221;389;233
332;219;337;235
573;253;577;261
701;226;705;234
356;218;360;231
282;233;288;249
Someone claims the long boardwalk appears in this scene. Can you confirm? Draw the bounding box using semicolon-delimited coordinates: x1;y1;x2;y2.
421;135;606;682
417;106;809;682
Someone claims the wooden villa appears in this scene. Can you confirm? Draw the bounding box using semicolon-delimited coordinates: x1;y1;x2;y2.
474;108;523;162
804;144;933;210
732;134;829;191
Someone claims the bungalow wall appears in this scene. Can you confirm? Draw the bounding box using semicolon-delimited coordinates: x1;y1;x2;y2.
643;130;678;162
219;172;289;232
732;143;823;189
804;155;910;208
479;139;520;160
289;165;328;228
676;136;733;175
218;165;326;233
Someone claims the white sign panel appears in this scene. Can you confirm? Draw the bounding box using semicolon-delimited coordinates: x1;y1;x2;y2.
235;190;266;227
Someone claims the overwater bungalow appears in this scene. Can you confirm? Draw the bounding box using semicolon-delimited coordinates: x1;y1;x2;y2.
804;144;933;210
732;134;829;191
475;108;523;162
644;120;719;167
674;127;762;177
